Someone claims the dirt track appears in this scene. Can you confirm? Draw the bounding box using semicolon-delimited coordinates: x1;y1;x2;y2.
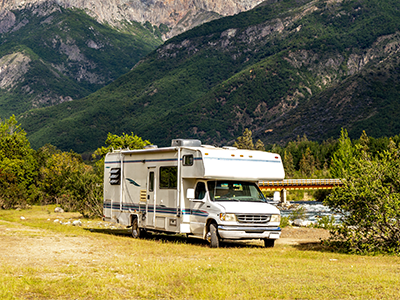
0;216;330;269
279;226;330;245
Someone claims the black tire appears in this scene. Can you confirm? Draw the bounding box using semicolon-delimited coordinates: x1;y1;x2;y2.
131;218;141;239
140;228;148;237
264;238;275;248
208;223;220;248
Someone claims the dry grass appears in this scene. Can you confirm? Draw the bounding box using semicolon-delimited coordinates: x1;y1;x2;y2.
0;205;399;299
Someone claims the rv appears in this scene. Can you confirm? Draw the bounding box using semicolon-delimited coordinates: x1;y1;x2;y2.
103;139;285;248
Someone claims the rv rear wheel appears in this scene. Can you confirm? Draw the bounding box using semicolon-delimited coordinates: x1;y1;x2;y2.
264;238;275;248
207;223;220;248
131;218;141;239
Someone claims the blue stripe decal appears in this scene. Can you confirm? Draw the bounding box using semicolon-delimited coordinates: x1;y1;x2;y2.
190;209;209;217
105;158;180;164
182;209;191;215
104;202;209;217
203;157;280;163
105;156;279;164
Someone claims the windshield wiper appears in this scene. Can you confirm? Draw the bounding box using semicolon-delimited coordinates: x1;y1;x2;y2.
216;197;240;202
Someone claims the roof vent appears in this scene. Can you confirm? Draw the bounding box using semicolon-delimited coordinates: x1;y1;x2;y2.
144;145;158;149
222;146;237;150
171;139;201;147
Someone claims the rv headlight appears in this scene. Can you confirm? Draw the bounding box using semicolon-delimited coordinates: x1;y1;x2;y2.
270;214;281;223
219;213;237;222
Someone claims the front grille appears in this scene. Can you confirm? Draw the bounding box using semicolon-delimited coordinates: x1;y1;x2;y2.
236;214;271;224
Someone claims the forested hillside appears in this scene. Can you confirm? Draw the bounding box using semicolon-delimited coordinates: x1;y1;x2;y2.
19;0;400;153
0;1;162;118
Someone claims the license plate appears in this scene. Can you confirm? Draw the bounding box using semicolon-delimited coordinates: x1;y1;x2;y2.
269;233;280;239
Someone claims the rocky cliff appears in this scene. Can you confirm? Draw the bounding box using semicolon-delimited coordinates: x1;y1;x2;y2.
0;1;163;117
1;0;264;39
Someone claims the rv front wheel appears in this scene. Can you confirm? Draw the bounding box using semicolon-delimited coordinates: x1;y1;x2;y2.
131;218;141;239
264;238;275;248
207;223;220;248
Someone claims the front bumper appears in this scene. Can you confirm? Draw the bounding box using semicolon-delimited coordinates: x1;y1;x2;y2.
217;225;281;240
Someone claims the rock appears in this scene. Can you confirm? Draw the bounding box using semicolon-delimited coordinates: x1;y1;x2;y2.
293;219;315;227
20;216;25;220
72;220;82;226
292;219;303;226
303;220;315;227
54;219;60;223
54;207;64;213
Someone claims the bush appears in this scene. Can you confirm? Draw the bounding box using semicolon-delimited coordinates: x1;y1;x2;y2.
0;116;38;208
280;216;290;228
314;215;336;230
39;150;103;217
325;138;400;254
289;206;306;221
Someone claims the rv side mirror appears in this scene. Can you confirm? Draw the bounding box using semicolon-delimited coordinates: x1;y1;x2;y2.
186;188;195;200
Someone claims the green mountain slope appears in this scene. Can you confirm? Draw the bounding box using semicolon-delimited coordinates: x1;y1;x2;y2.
0;1;162;118
20;0;400;152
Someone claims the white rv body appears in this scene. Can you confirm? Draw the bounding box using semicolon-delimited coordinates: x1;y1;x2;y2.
103;139;285;247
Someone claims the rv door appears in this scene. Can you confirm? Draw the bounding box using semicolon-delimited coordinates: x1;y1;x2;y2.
147;169;156;227
190;181;208;235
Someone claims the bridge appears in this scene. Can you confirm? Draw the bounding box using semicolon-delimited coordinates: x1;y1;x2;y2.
258;179;343;203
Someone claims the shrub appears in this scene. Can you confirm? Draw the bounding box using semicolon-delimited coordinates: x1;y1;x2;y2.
0;116;38;208
280;216;290;228
325;138;400;254
289;206;306;221
39;151;103;217
314;215;336;230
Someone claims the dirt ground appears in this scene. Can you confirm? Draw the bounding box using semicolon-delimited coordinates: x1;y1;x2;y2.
278;226;330;245
0;217;330;268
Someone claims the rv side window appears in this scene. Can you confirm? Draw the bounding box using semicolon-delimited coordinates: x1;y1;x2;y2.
159;166;177;189
182;155;194;166
195;182;206;199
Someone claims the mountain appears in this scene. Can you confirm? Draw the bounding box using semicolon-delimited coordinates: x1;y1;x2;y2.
0;0;267;118
19;0;400;153
1;0;265;40
0;1;163;118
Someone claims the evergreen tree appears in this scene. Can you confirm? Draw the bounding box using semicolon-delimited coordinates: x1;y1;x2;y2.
299;147;316;177
283;151;295;178
233;128;255;150
255;139;265;151
330;128;354;178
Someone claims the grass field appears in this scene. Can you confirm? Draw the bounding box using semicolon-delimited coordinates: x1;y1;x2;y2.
0;205;399;299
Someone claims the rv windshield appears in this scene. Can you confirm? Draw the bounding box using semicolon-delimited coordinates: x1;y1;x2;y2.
207;181;267;203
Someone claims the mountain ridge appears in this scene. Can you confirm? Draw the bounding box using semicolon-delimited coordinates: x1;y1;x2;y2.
1;0;265;39
19;0;400;152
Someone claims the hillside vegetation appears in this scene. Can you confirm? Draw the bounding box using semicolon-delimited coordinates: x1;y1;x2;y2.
0;1;162;118
19;0;400;153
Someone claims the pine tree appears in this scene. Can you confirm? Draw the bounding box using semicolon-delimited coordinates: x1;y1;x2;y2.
233;128;255;150
330;128;354;178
